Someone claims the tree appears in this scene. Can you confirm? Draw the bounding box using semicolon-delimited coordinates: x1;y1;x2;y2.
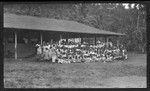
4;3;146;53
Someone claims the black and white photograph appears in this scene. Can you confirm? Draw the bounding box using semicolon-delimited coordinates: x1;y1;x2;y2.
3;2;147;88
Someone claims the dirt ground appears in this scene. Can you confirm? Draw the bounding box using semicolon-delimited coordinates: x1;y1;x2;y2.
4;53;147;88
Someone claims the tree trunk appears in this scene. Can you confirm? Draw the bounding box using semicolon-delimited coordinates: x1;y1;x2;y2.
136;10;141;52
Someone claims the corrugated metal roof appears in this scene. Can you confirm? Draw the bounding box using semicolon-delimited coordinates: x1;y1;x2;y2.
4;13;125;36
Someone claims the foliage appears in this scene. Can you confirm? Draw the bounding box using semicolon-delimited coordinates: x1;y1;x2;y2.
4;3;146;53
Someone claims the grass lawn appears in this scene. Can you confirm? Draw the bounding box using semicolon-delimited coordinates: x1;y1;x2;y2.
4;53;147;88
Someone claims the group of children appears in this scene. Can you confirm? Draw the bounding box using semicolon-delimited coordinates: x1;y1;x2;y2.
35;41;128;63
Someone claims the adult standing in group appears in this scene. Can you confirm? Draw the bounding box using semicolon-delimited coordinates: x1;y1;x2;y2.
49;44;57;63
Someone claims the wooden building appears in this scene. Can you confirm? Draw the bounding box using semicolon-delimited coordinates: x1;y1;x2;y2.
3;13;125;59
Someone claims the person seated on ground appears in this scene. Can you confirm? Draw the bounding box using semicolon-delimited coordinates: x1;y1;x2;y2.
66;59;71;64
70;55;76;63
77;55;83;63
101;55;106;61
67;55;73;63
92;55;99;62
96;54;103;61
105;54;114;62
80;56;85;63
84;56;92;63
112;47;120;57
58;58;65;64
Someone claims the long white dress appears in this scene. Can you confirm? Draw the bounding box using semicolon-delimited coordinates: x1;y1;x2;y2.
48;48;57;62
